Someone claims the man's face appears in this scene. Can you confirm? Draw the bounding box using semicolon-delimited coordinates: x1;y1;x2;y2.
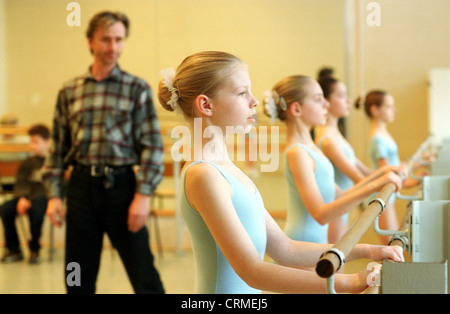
88;21;126;66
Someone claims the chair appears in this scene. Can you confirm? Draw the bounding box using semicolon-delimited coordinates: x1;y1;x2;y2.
0;160;21;192
148;161;183;256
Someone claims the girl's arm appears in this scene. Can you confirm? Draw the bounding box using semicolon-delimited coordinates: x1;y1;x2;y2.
185;163;367;293
377;158;419;189
264;209;403;293
377;157;390;169
265;210;404;268
345;164;404;195
288;146;402;225
320;137;366;183
320;137;389;186
355;158;373;176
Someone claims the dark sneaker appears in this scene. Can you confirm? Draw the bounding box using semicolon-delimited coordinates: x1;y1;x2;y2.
1;250;24;263
29;251;40;264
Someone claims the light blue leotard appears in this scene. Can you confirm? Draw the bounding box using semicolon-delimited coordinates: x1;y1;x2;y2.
317;135;356;225
369;134;401;168
369;134;400;204
284;143;336;244
180;161;267;294
317;135;356;191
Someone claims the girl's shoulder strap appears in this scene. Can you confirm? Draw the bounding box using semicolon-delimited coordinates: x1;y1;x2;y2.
182;160;232;183
285;142;316;157
316;134;336;149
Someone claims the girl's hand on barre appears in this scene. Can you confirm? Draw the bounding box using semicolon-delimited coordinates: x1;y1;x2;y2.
366;244;404;263
379;171;403;192
371;165;406;183
420;151;436;163
342;269;372;294
396;164;408;180
339;245;403;293
381;164;407;180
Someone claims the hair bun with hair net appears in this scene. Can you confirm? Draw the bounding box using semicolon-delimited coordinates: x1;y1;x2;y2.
263;90;287;124
159;68;183;115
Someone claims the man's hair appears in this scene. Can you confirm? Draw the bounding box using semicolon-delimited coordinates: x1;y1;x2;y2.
86;11;130;39
28;124;50;140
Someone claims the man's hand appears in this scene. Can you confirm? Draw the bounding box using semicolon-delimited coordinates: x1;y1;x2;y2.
127;193;150;233
16;197;31;215
46;197;65;227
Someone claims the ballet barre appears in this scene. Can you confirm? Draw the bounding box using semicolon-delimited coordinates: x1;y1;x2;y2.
397;135;442;201
316;136;450;293
315;183;397;293
380;200;449;294
383;140;449;293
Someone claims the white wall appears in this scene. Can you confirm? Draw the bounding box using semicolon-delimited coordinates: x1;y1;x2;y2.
429;68;450;143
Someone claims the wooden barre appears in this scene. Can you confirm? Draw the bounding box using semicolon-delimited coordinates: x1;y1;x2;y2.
316;183;397;278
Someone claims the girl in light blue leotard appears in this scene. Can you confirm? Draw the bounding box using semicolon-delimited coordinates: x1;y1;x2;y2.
157;51;404;294
359;90;418;243
369;134;401;169
180;161;266;293
263;76;402;245
318;135;356;191
316;135;354;222
284;143;335;244
369;134;401;205
314;72;377;242
364;91;401;242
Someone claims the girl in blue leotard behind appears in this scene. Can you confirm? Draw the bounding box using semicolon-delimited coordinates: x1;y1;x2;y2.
157;51;404;294
357;90;419;244
314;70;399;243
263;76;404;246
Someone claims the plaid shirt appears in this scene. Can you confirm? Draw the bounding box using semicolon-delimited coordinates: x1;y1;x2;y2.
43;65;164;197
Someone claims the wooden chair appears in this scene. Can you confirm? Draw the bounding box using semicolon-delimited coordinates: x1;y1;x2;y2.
148;161;183;256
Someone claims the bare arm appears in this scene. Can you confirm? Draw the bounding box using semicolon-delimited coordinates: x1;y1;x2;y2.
265;210;404;268
288;146;403;225
355;158;373;176
320;137;366;183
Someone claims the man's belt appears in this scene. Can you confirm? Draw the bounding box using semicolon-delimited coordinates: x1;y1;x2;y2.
73;163;132;177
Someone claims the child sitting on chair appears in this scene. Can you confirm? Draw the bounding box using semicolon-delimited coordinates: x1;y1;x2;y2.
1;124;51;264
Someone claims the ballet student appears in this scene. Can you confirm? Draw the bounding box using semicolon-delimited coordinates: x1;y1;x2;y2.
314;70;399;243
356;90;418;243
158;51;404;294
263;75;404;246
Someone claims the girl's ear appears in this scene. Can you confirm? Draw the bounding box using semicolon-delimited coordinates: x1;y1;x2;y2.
369;104;378;118
194;94;213;117
288;101;302;117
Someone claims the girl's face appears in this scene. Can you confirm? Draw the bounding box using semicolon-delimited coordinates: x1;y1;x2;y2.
209;65;258;133
300;80;329;127
374;94;396;123
327;81;350;118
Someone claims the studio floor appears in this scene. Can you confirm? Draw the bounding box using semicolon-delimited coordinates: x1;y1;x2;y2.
0;247;195;294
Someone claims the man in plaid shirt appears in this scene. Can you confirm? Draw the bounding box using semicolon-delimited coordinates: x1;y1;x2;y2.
43;11;165;294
